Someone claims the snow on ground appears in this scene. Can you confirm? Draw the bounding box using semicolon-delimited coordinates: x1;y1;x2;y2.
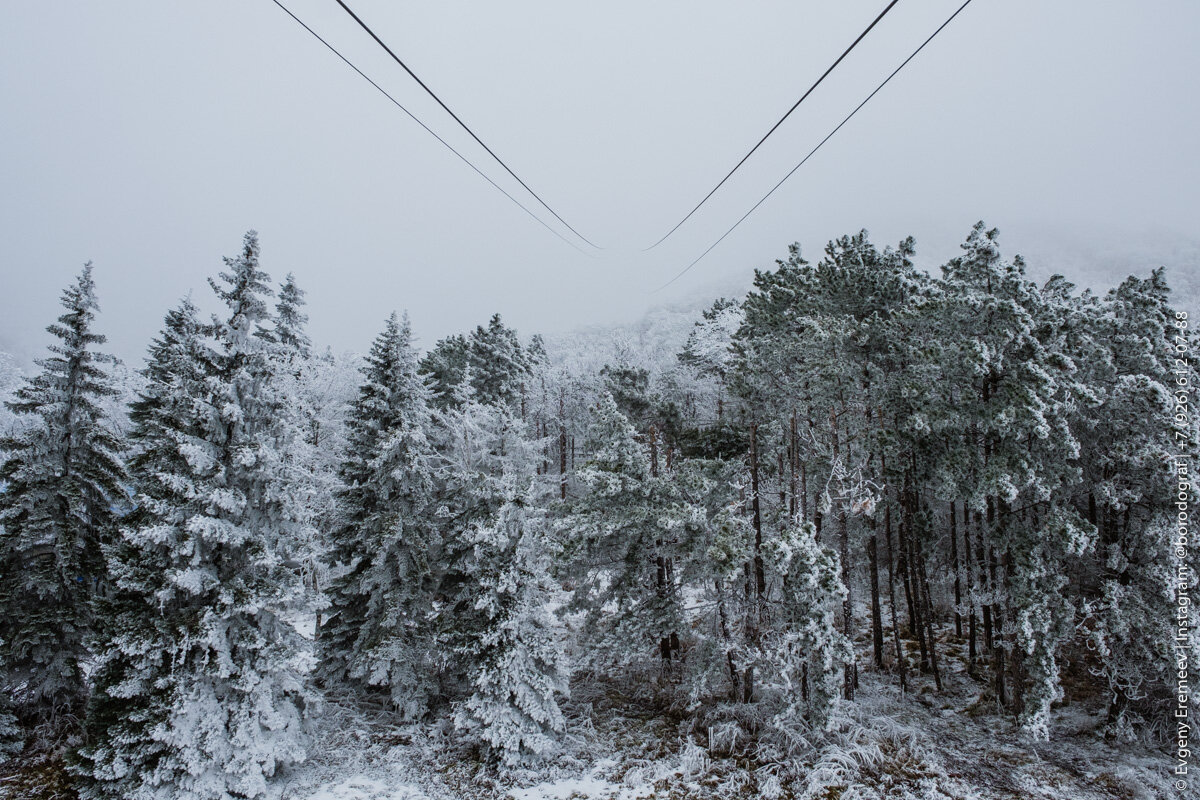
505;761;652;800
263;589;1181;800
284;766;653;800
281;755;657;800
298;774;426;800
273;670;1176;800
273;599;1176;800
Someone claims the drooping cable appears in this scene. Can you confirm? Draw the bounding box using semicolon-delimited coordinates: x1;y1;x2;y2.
644;0;902;250
333;0;601;249
656;0;977;291
269;0;590;256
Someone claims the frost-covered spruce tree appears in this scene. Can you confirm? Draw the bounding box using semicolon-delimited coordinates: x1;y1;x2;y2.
74;297;209;798
316;313;440;719
0;263;126;730
419;333;470;409
265;272;328;614
74;232;316;800
0;642;22;761
272;273;311;359
559;393;685;668
419;314;529;410
467;314;529;407
763;520;852;732
292;346;358;618
0;353;26;439
437;398;567;765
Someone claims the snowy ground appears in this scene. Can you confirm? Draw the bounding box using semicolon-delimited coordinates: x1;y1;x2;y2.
260;601;1182;800
2;610;1175;800
269;668;1177;800
292;762;655;800
0;665;1175;800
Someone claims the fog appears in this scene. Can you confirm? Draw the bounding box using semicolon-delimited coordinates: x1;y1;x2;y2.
1;0;1197;362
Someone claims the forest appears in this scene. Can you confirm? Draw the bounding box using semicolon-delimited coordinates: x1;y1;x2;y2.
0;222;1195;799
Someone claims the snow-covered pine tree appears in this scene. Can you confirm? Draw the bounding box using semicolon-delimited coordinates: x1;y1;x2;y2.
732;232;928;699
763;519;852;731
293;346;359;620
0;353;25;439
1077;268;1200;731
74;232;316;800
419;314;530;411
0;650;19;760
436;397;568;765
938;223;1094;735
0;263;126;732
419;333;470;410
451;495;568;765
467;314;529;408
74;297;209;799
316;312;441;719
272;272;311;360
265;273;326;620
559;393;686;670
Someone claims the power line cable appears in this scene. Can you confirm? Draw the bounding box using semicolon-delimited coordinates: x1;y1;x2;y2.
644;0;902;250
655;0;977;292
268;0;590;256
333;0;601;249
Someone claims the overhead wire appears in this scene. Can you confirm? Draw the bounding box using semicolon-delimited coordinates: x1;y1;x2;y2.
267;0;591;256
654;0;978;293
332;0;601;249
644;0;902;251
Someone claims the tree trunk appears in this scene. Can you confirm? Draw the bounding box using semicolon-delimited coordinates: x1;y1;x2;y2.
869;517;884;669
987;497;1006;707
715;578;740;701
884;499;907;692
650;427;674;666
964;502;978;678
789;413;799;518
558;393;568;501
831;411;855;699
914;521;943;691
899;490;927;671
749;424;765;601
977;510;993;655
951;501;962;638
778;448;786;516
840;506;856;698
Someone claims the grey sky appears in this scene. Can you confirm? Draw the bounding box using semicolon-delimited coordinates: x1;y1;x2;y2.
1;1;1197;363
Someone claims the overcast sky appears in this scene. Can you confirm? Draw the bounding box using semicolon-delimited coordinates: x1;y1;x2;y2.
1;1;1197;362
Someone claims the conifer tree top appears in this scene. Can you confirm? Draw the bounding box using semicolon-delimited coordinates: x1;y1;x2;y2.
275;272;311;358
209;230;272;337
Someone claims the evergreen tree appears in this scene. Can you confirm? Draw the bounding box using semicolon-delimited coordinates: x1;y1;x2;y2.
420;315;530;411
679;298;742;383
467;314;528;408
436;397;567;765
0;264;126;731
293;347;360;612
272;272;311;359
316;313;440;719
938;223;1093;735
0;669;18;761
419;333;470;409
763;520;852;730
74;232;315;800
1077;269;1200;730
451;494;568;766
267;273;325;604
560;394;686;668
74;297;208;798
